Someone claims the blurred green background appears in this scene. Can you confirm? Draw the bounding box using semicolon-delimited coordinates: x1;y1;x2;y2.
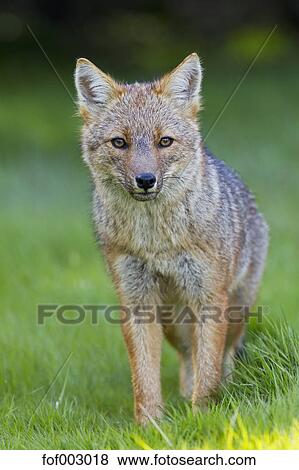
0;0;299;448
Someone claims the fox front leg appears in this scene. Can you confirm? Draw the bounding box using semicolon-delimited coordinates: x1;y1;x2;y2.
121;314;163;424
191;293;228;409
110;254;163;424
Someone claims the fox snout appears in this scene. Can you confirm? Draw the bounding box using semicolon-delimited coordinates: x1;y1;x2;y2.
135;173;157;190
130;171;159;201
127;151;160;200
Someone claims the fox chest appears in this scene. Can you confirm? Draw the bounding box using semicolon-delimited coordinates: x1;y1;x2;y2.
96;200;217;300
100;200;194;261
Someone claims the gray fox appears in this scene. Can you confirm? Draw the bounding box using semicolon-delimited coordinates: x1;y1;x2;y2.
74;53;268;424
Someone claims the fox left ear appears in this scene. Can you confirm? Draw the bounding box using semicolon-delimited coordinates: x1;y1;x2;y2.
74;58;122;118
159;53;202;111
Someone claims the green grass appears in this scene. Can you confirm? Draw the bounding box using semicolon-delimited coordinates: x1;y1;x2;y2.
0;57;299;449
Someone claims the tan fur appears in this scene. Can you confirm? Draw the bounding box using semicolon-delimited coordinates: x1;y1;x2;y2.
74;53;268;424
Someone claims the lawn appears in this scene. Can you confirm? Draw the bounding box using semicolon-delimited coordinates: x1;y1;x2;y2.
0;56;299;449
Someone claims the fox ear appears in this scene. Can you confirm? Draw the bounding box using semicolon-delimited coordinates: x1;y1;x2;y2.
74;58;121;115
159;53;202;109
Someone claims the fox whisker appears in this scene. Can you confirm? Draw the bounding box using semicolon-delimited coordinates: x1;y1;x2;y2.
164;176;182;180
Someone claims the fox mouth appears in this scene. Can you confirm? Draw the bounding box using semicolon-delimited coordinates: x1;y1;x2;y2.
130;191;159;201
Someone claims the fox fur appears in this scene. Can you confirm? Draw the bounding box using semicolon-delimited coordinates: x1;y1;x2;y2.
74;53;268;424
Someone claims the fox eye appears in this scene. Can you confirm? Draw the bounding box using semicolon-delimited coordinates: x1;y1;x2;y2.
111;137;127;149
159;136;174;148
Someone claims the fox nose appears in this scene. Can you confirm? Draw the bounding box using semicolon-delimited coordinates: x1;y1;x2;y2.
135;173;157;190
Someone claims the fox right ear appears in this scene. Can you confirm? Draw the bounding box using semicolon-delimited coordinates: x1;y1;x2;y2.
158;53;202;112
74;58;122;116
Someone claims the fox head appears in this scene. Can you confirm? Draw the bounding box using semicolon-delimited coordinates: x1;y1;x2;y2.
75;53;202;202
